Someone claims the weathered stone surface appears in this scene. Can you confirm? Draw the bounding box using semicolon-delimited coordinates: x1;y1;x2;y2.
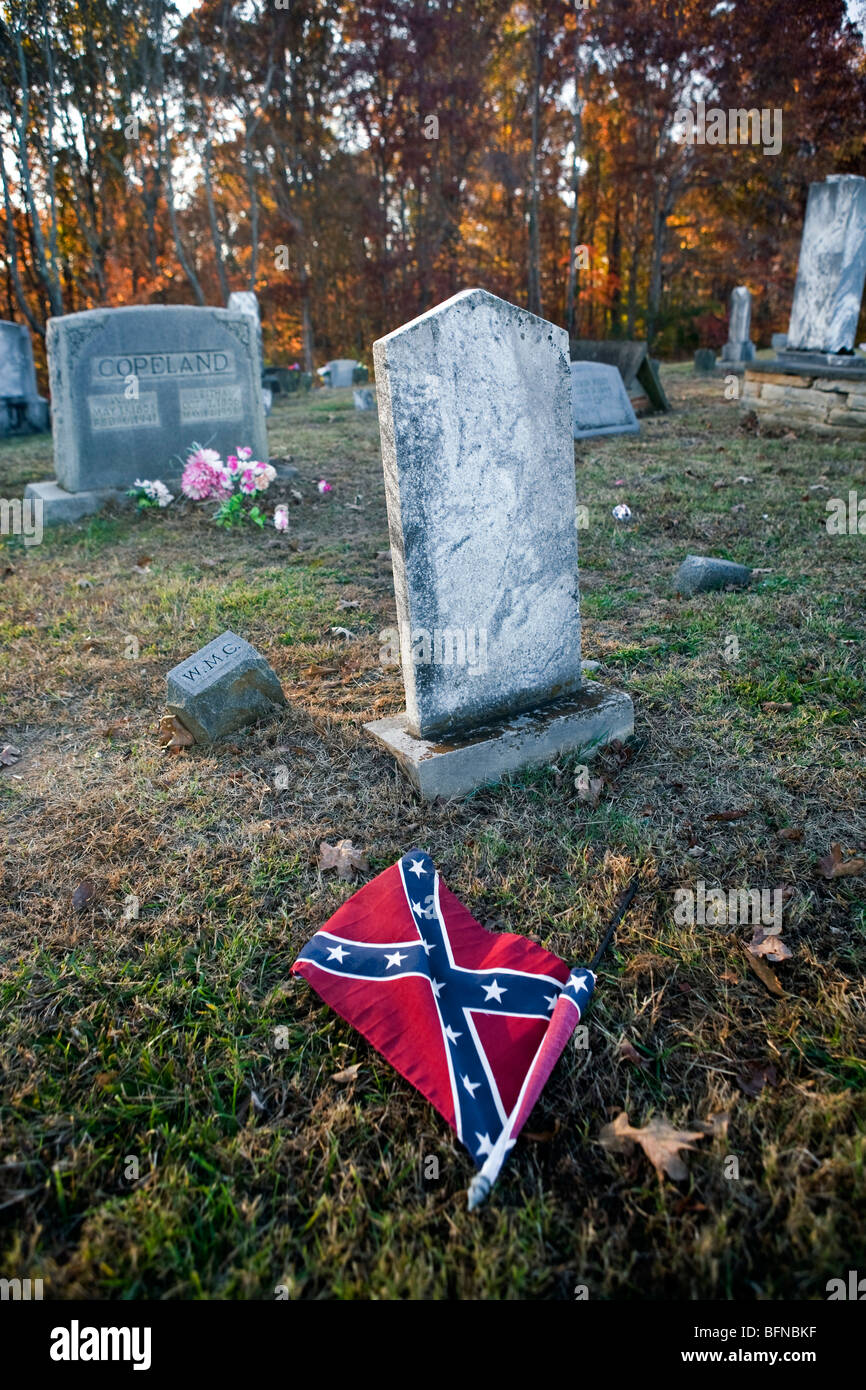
675;554;751;596
23;479;129;525
353;387;376;411
570;361;638;437
374;288;582;739
47;305;267;493
569;337;670;411
720;286;756;362
787;175;866;353
0;320;49;435
771;333;788;351
226;291;263;380
166;630;286;743
366;683;633;800
320;358;358;388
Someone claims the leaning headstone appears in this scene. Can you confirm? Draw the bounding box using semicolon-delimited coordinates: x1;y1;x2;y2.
569;338;670;412
166;630;286;743
784;175;866;357
675;555;752;596
364;287;633;799
570;361;638;438
0;320;49;435
27;305;267;524
353;387;376;411
719;286;756;364
320;358;358;388
227;290;263;380
693;348;716;373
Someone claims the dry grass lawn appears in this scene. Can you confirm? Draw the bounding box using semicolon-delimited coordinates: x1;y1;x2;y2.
0;367;864;1299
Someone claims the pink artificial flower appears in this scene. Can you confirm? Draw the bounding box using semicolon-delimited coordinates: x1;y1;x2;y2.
237;445;253;459
239;466;259;494
181;447;230;500
317;479;332;494
226;454;241;474
273;505;289;532
253;462;276;490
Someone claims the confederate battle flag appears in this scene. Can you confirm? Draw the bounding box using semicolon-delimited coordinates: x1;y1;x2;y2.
292;849;596;1206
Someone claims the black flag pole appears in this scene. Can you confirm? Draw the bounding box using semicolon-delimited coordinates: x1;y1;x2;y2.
589;873;641;972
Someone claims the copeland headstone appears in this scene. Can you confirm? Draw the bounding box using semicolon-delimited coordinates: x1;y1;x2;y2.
364;287;633;799
570;361;639;438
166;629;286;743
784;175;866;358
28;305;267;522
719;286;756;363
227;290;263;380
0;320;49;435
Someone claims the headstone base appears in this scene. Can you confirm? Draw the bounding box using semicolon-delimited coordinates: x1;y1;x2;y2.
24;479;131;525
743;359;866;437
364;681;634;800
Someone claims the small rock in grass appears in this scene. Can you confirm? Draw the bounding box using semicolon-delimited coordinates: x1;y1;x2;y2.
675;554;752;597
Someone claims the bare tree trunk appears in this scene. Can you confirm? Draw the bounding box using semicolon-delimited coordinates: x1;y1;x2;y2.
0;155;45;335
3;29;63;316
565;26;582;338
526;10;543;316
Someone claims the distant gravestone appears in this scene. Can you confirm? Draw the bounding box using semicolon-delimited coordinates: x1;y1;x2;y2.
719;287;756;363
0;320;49;435
262;385;273;416
227;290;263;380
785;175;866;356
675;555;752;596
353;387;376;411
320;358;358;388
29;305;267;522
569;338;670;412
166;630;286;743
693;348;716;373
570;361;638;438
771;333;788;351
365;287;633;799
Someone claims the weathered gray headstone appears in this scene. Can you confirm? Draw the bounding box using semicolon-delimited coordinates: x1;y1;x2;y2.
720;286;756;363
570;361;638;438
771;332;788;351
694;348;716;373
42;304;267;499
569;338;670;412
675;555;752;596
227;290;263;381
785;175;866;355
166;630;286;743
320;358;358;388
353;387;376;411
0;320;49;435
364;287;633;799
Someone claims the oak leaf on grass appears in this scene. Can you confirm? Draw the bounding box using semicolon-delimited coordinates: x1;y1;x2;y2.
319;839;369;881
599;1111;706;1180
818;844;865;879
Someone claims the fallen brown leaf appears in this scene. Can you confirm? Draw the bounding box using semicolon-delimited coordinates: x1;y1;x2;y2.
319;838;369;880
761;700;793;713
704;809;750;823
817;843;866;879
619;1039;651;1071
0;744;21;766
158;715;195;751
737;1062;778;1097
72;879;97;911
747;926;793;963
101;719;131;739
600;1111;705;1181
778;827;803;842
742;943;784;996
331;1063;362;1084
